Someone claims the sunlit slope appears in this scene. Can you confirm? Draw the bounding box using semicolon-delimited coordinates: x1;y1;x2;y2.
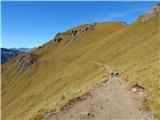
2;14;160;119
2;22;125;120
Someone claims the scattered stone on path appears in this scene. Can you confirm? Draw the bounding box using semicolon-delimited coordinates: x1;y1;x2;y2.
79;112;94;119
138;91;144;95
132;87;137;92
132;84;146;96
79;112;88;119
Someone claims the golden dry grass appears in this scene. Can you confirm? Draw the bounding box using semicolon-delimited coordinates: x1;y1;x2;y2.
2;14;160;120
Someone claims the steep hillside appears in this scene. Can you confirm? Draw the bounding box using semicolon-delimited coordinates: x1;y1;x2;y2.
2;6;160;120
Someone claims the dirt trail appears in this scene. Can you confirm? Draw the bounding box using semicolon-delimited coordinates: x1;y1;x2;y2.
44;63;153;120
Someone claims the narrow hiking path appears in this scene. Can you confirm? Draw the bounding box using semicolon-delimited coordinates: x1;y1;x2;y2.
44;62;153;120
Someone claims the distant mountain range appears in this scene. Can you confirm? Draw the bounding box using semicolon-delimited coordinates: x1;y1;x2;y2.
11;48;30;52
1;48;30;64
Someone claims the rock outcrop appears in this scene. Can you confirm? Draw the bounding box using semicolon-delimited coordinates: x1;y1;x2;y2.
55;37;62;43
141;3;160;22
17;53;37;68
53;23;96;44
66;24;95;37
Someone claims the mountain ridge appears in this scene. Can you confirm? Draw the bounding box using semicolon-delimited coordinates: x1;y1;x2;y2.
2;4;160;120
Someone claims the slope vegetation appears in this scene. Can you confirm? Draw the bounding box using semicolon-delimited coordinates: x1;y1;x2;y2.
2;12;160;120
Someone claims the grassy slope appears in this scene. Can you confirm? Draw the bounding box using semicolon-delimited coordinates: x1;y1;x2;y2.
2;14;160;120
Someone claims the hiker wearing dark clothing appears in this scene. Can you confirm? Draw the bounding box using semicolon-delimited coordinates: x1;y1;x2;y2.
111;72;119;78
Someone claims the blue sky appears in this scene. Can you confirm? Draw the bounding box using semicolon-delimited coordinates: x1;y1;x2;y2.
1;1;157;48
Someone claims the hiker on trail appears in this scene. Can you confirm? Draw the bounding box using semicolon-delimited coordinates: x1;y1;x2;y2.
92;61;119;78
111;72;115;78
111;71;119;78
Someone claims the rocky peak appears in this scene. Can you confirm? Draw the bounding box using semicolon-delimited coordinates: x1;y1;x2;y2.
141;3;160;22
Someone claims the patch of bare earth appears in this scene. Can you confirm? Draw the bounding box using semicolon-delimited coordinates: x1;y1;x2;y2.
44;73;154;120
